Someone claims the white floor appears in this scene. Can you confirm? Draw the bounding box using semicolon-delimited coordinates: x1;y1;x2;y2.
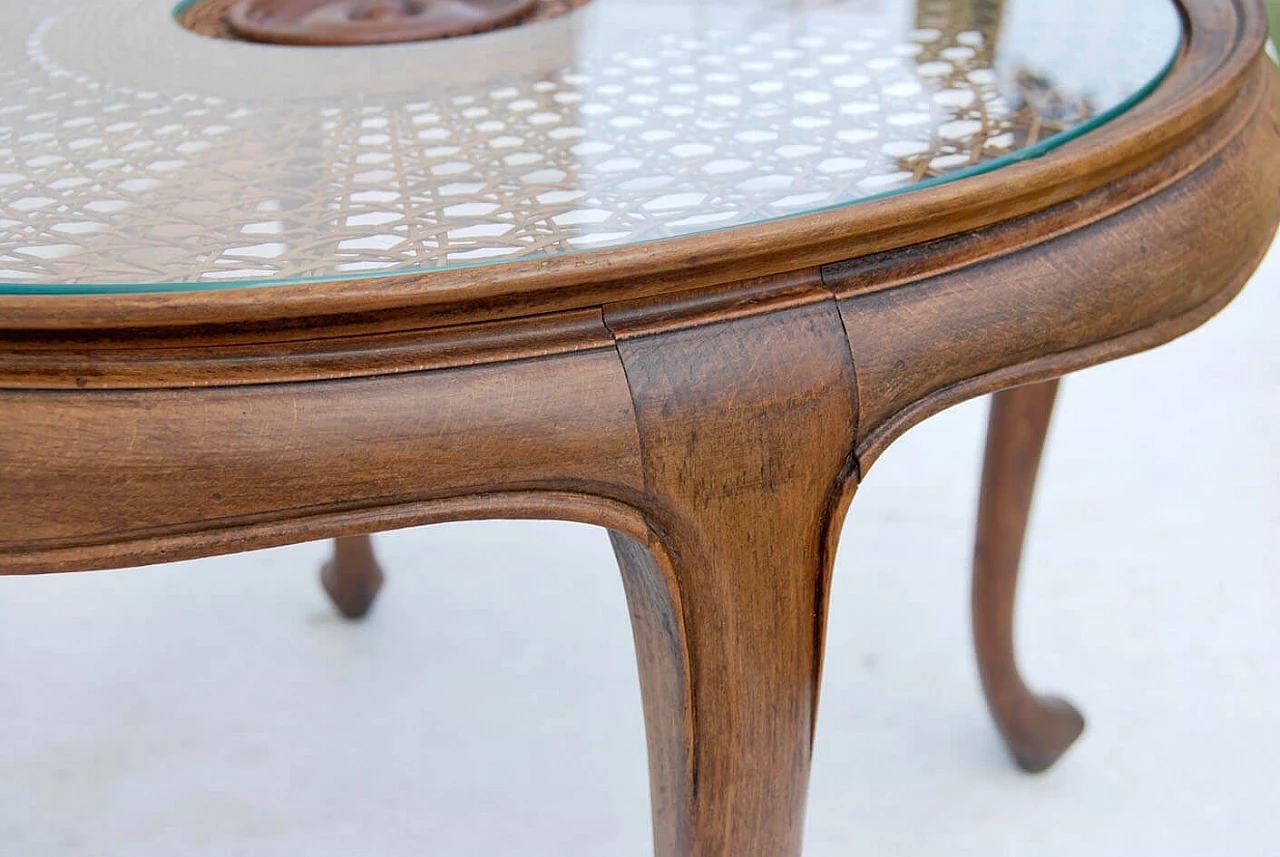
2;242;1277;857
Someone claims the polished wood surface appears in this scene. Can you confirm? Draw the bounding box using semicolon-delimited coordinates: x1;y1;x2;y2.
606;300;859;857
2;2;1278;854
972;380;1084;773
225;0;539;46
321;534;385;620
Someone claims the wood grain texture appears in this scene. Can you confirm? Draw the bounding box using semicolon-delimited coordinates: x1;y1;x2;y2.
0;342;645;572
0;6;1276;855
0;307;616;389
606;301;859;857
972;380;1085;773
833;57;1280;469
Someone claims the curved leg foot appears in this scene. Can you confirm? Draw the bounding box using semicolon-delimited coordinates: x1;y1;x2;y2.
321;534;385;620
608;301;859;856
973;379;1084;773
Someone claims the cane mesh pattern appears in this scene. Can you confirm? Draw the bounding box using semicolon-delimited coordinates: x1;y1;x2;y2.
0;0;1180;288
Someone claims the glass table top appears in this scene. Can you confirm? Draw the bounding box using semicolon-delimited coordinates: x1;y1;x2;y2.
0;0;1182;293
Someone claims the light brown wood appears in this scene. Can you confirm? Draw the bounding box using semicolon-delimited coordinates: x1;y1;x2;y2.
0;339;645;573
830;57;1280;470
972;380;1084;773
321;534;385;619
606;299;859;857
0;5;1277;854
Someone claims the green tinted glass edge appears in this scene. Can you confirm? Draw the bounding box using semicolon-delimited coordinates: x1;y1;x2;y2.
2;16;1185;296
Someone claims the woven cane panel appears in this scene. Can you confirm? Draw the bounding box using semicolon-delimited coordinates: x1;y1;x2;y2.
0;0;1180;289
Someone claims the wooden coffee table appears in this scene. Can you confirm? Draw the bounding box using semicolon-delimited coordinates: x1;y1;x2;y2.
1;0;1277;853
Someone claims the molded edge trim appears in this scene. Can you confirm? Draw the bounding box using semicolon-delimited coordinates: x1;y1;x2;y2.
0;0;1264;335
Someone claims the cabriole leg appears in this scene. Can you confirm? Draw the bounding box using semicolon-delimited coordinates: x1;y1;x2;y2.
608;299;859;856
321;534;385;620
972;379;1084;772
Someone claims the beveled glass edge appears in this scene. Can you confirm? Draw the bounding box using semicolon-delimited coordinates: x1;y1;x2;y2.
2;11;1185;296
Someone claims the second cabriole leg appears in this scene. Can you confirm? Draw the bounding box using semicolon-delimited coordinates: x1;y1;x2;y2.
972;379;1084;772
321;534;385;620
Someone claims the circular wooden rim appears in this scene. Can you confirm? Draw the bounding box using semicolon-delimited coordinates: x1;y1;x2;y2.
0;0;1268;331
225;0;539;46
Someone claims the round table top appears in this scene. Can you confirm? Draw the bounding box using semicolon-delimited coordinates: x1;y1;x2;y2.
0;0;1180;295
